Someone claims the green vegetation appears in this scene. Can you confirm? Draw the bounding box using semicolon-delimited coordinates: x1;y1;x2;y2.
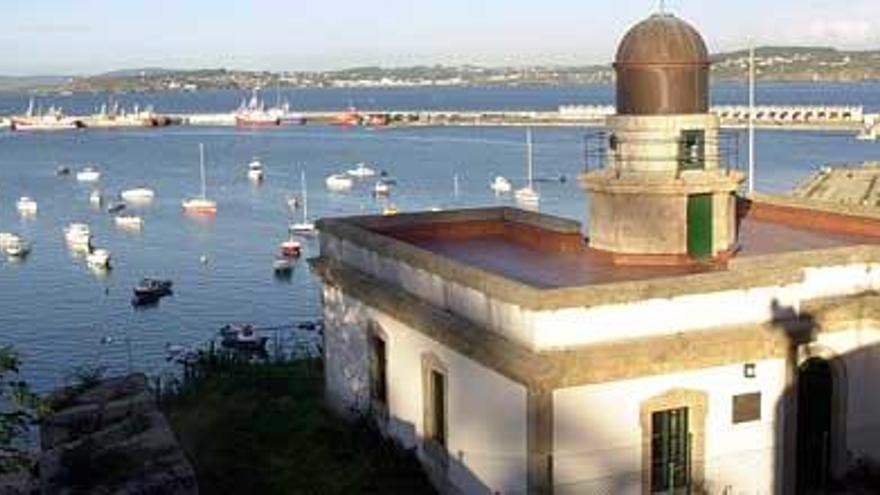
162;350;436;495
0;346;41;475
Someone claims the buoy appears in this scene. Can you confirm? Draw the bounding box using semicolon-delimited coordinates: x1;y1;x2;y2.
200;254;209;264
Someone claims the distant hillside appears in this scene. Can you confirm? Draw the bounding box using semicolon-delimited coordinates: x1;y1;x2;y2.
11;46;880;94
0;75;71;91
712;46;880;82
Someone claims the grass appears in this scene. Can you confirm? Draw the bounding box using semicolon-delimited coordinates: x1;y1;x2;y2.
162;352;436;495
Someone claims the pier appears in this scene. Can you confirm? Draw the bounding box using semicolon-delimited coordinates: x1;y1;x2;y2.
2;105;877;133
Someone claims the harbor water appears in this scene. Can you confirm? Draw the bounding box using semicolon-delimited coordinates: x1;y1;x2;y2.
1;85;879;391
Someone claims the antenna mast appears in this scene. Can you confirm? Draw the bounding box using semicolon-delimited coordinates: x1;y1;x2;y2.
748;38;756;195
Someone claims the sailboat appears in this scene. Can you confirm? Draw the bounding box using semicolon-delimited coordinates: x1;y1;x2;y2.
289;170;316;235
514;128;540;206
182;143;218;214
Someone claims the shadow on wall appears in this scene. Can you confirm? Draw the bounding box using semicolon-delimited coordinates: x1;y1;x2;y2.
771;297;880;494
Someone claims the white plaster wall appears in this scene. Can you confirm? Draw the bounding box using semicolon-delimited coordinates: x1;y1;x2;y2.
553;359;787;494
534;263;880;350
811;325;880;466
322;284;530;494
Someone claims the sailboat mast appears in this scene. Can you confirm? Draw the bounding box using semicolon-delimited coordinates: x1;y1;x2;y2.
526;128;534;188
301;170;308;222
199;143;206;199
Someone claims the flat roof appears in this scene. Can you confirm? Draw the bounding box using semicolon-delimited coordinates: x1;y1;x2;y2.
407;216;877;289
317;196;880;307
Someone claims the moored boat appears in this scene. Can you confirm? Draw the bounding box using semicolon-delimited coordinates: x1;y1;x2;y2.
107;201;126;214
120;187;155;203
279;237;302;257
86;248;111;269
64;223;92;249
273;256;294;274
89;190;103;206
114;215;144;230
16;197;37;215
182;144;218;215
219;324;269;352
490;176;513;194
0;233;30;258
132;278;173;306
325;173;354;191
348;163;376;178
76;167;101;182
289;170;317;235
374;180;391;196
247;159;264;182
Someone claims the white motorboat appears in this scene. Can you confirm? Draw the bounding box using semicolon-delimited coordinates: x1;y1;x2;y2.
86;248;111;269
289;171;317;235
89;190;103;206
64;223;92;249
374;180;391;196
0;233;22;250
347;162;376;178
3;237;31;258
325;173;354;191
182;144;218;215
114;215;144;230
16;196;37;215
490;176;513;194
247;159;264;182
120;187;155;203
76;167;101;182
514;128;540;207
382;205;399;216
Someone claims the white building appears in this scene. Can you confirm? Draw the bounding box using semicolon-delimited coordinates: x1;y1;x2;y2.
314;13;880;495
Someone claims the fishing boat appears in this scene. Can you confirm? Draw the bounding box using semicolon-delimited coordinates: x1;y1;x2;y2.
132;278;173;306
490;176;513;194
247;159;264;182
11;100;79;132
514;128;540;206
219;324;269;352
289;170;317;235
16;197;37;215
325;173;354;191
114;215;144;230
333;107;361;127
63;223;92;249
120;187;155;202
182;144;218;215
235;89;281;127
348;163;376;178
86;248;111;269
76;167;101;182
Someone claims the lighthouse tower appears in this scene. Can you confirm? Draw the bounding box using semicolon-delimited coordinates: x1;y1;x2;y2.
581;13;744;264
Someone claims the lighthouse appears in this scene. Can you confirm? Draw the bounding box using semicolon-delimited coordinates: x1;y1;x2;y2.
580;13;745;264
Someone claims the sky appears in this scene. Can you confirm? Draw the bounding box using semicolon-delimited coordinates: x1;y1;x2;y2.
1;0;879;75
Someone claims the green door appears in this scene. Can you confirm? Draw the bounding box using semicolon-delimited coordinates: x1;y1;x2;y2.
687;195;713;259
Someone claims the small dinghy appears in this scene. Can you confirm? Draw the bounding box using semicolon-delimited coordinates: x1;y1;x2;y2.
56;165;71;177
273;256;294;274
131;278;173;306
107;201;126;214
76;166;101;182
219;324;269;352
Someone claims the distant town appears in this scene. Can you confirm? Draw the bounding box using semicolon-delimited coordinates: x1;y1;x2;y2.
3;46;880;94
